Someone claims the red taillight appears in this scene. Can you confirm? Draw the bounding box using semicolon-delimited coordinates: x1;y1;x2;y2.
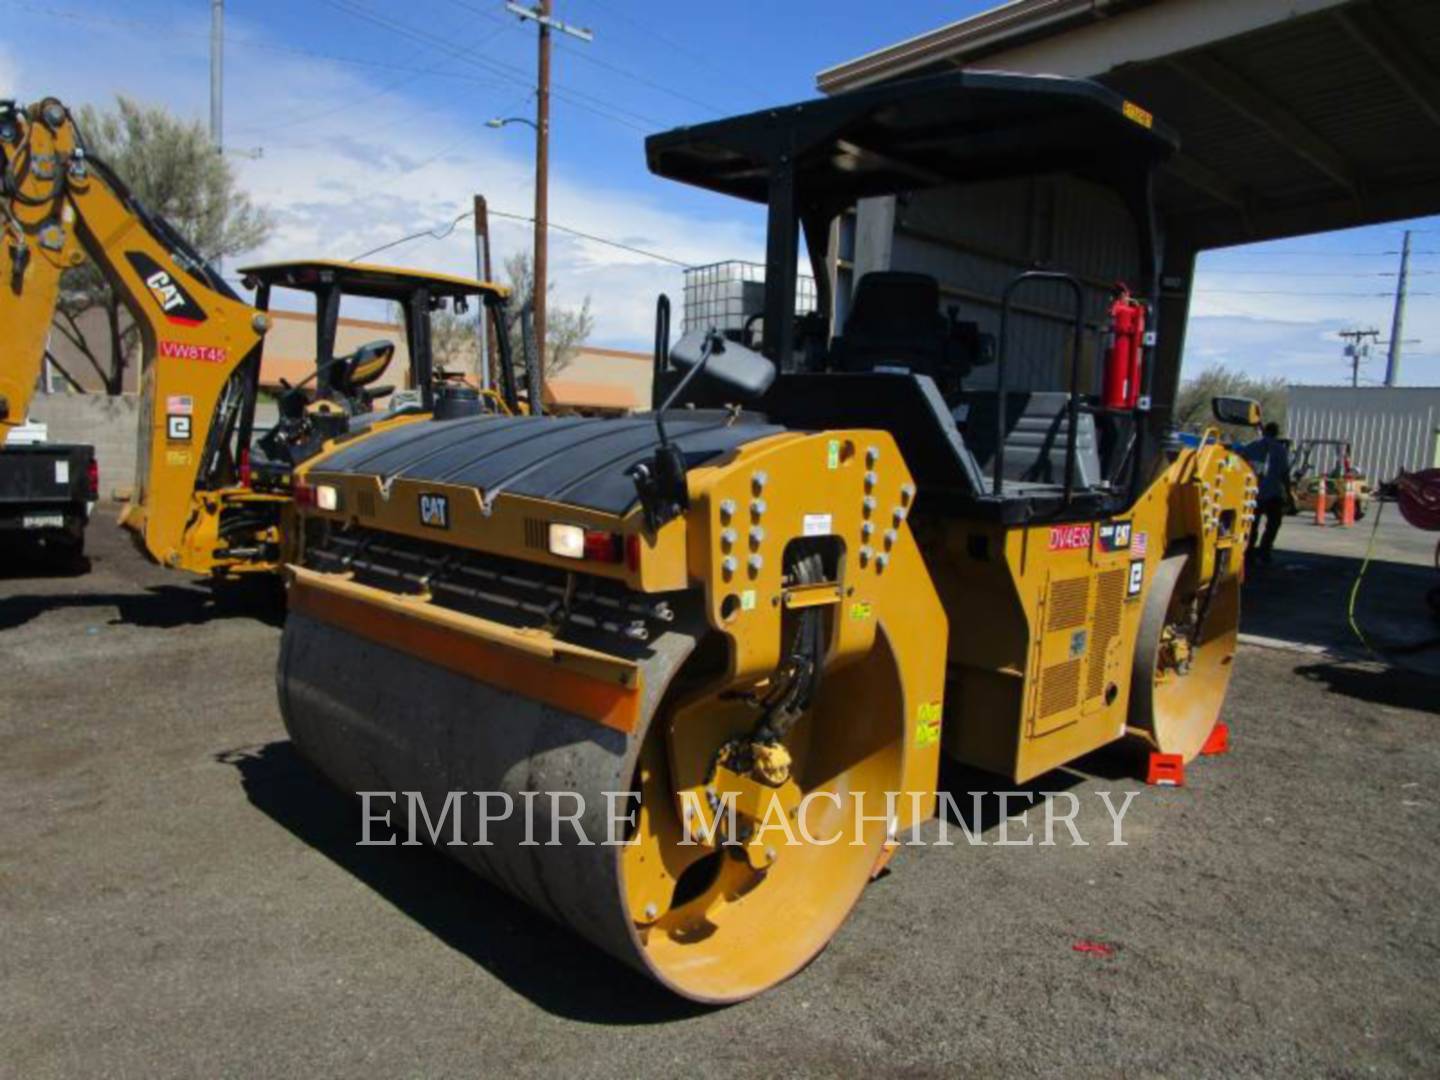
238;447;252;488
293;481;316;508
626;533;642;572
582;529;624;563
86;458;99;500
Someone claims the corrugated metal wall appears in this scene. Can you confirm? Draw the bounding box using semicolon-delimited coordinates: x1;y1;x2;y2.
843;173;1143;393
1287;386;1440;482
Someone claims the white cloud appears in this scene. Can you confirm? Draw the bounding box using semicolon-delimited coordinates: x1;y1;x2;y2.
15;9;763;349
23;10;1437;374
0;44;18;97
1191;247;1440;387
1183;314;1369;385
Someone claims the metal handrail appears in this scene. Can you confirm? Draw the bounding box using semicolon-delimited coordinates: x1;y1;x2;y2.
994;270;1087;504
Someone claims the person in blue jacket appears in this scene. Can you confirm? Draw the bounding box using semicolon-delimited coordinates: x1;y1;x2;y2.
1242;422;1291;564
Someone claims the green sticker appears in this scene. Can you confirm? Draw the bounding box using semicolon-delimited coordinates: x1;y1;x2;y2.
826;439;840;470
915;702;942;748
849;601;873;621
741;590;757;611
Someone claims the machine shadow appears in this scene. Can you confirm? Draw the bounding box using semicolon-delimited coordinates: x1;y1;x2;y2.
217;740;713;1025
0;547;91;580
933;747;1134;839
1242;548;1437;658
1295;660;1440;714
0;583;285;632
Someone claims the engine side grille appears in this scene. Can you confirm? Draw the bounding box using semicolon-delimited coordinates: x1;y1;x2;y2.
1087;568;1126;700
1040;658;1082;719
1046;577;1090;632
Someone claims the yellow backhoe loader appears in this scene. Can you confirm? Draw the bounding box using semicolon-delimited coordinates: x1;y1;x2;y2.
1;96;517;578
276;72;1257;1002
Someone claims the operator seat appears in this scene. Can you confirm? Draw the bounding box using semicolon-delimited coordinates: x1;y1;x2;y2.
829;271;991;398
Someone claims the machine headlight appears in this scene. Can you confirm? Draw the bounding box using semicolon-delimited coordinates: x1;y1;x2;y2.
548;523;586;559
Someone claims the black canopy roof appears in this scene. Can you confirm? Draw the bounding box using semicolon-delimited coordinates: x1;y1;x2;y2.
646;69;1178;205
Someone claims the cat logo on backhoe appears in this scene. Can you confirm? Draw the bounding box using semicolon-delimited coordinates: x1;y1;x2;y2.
124;252;208;326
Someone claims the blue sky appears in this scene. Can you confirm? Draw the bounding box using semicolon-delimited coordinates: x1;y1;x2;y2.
2;0;1437;385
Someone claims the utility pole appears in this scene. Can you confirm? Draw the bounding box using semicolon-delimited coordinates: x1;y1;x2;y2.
1384;228;1411;387
505;2;592;376
473;195;494;393
210;0;224;153
1339;328;1379;388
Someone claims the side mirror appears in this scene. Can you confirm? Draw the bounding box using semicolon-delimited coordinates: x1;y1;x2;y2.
669;329;774;401
632;328;772;533
1212;395;1261;427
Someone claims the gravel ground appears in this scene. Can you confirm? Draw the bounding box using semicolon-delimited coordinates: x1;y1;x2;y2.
2;517;1438;1078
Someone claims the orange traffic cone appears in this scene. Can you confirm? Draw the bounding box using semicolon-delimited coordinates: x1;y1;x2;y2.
1339;477;1357;527
1314;476;1328;526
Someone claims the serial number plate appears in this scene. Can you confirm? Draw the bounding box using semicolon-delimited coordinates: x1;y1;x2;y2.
23;514;65;529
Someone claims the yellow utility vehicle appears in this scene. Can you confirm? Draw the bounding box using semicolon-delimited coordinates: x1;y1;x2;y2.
276;72;1256;1002
1;96;516;577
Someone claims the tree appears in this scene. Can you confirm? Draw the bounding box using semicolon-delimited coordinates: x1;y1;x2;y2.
429;307;482;374
51;96;273;394
500;250;594;378
399;253;593;395
1174;363;1288;439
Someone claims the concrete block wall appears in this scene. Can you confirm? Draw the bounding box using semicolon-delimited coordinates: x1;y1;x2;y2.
25;393;141;498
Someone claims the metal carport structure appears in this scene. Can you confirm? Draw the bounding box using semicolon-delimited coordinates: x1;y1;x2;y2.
816;0;1440;415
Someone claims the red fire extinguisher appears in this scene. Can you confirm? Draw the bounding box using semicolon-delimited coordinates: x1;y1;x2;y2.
1102;285;1146;411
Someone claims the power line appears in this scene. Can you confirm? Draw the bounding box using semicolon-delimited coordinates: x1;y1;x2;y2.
432;0;512;27
238;22;518;136
323;0;666;132
351;211;475;262
349;207;689;266
490;209;689;265
1198;268;1440;277
7;1;541;136
554;37;727;115
329;0;655;130
571;0;772;101
1208;249;1437;257
1194;289;1437;297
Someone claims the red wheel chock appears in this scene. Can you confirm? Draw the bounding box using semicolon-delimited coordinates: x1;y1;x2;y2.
1201;722;1231;756
1146;753;1185;787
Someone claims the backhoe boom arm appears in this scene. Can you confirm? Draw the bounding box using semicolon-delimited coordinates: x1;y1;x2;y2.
0;97;268;567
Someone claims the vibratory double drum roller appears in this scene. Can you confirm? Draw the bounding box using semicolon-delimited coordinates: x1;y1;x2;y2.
279;422;936;1003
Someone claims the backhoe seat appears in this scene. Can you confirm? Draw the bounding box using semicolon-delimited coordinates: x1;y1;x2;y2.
334;340;396;395
956;390;1103;488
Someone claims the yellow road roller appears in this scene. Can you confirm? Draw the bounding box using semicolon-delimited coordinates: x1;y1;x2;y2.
277;71;1256;1002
